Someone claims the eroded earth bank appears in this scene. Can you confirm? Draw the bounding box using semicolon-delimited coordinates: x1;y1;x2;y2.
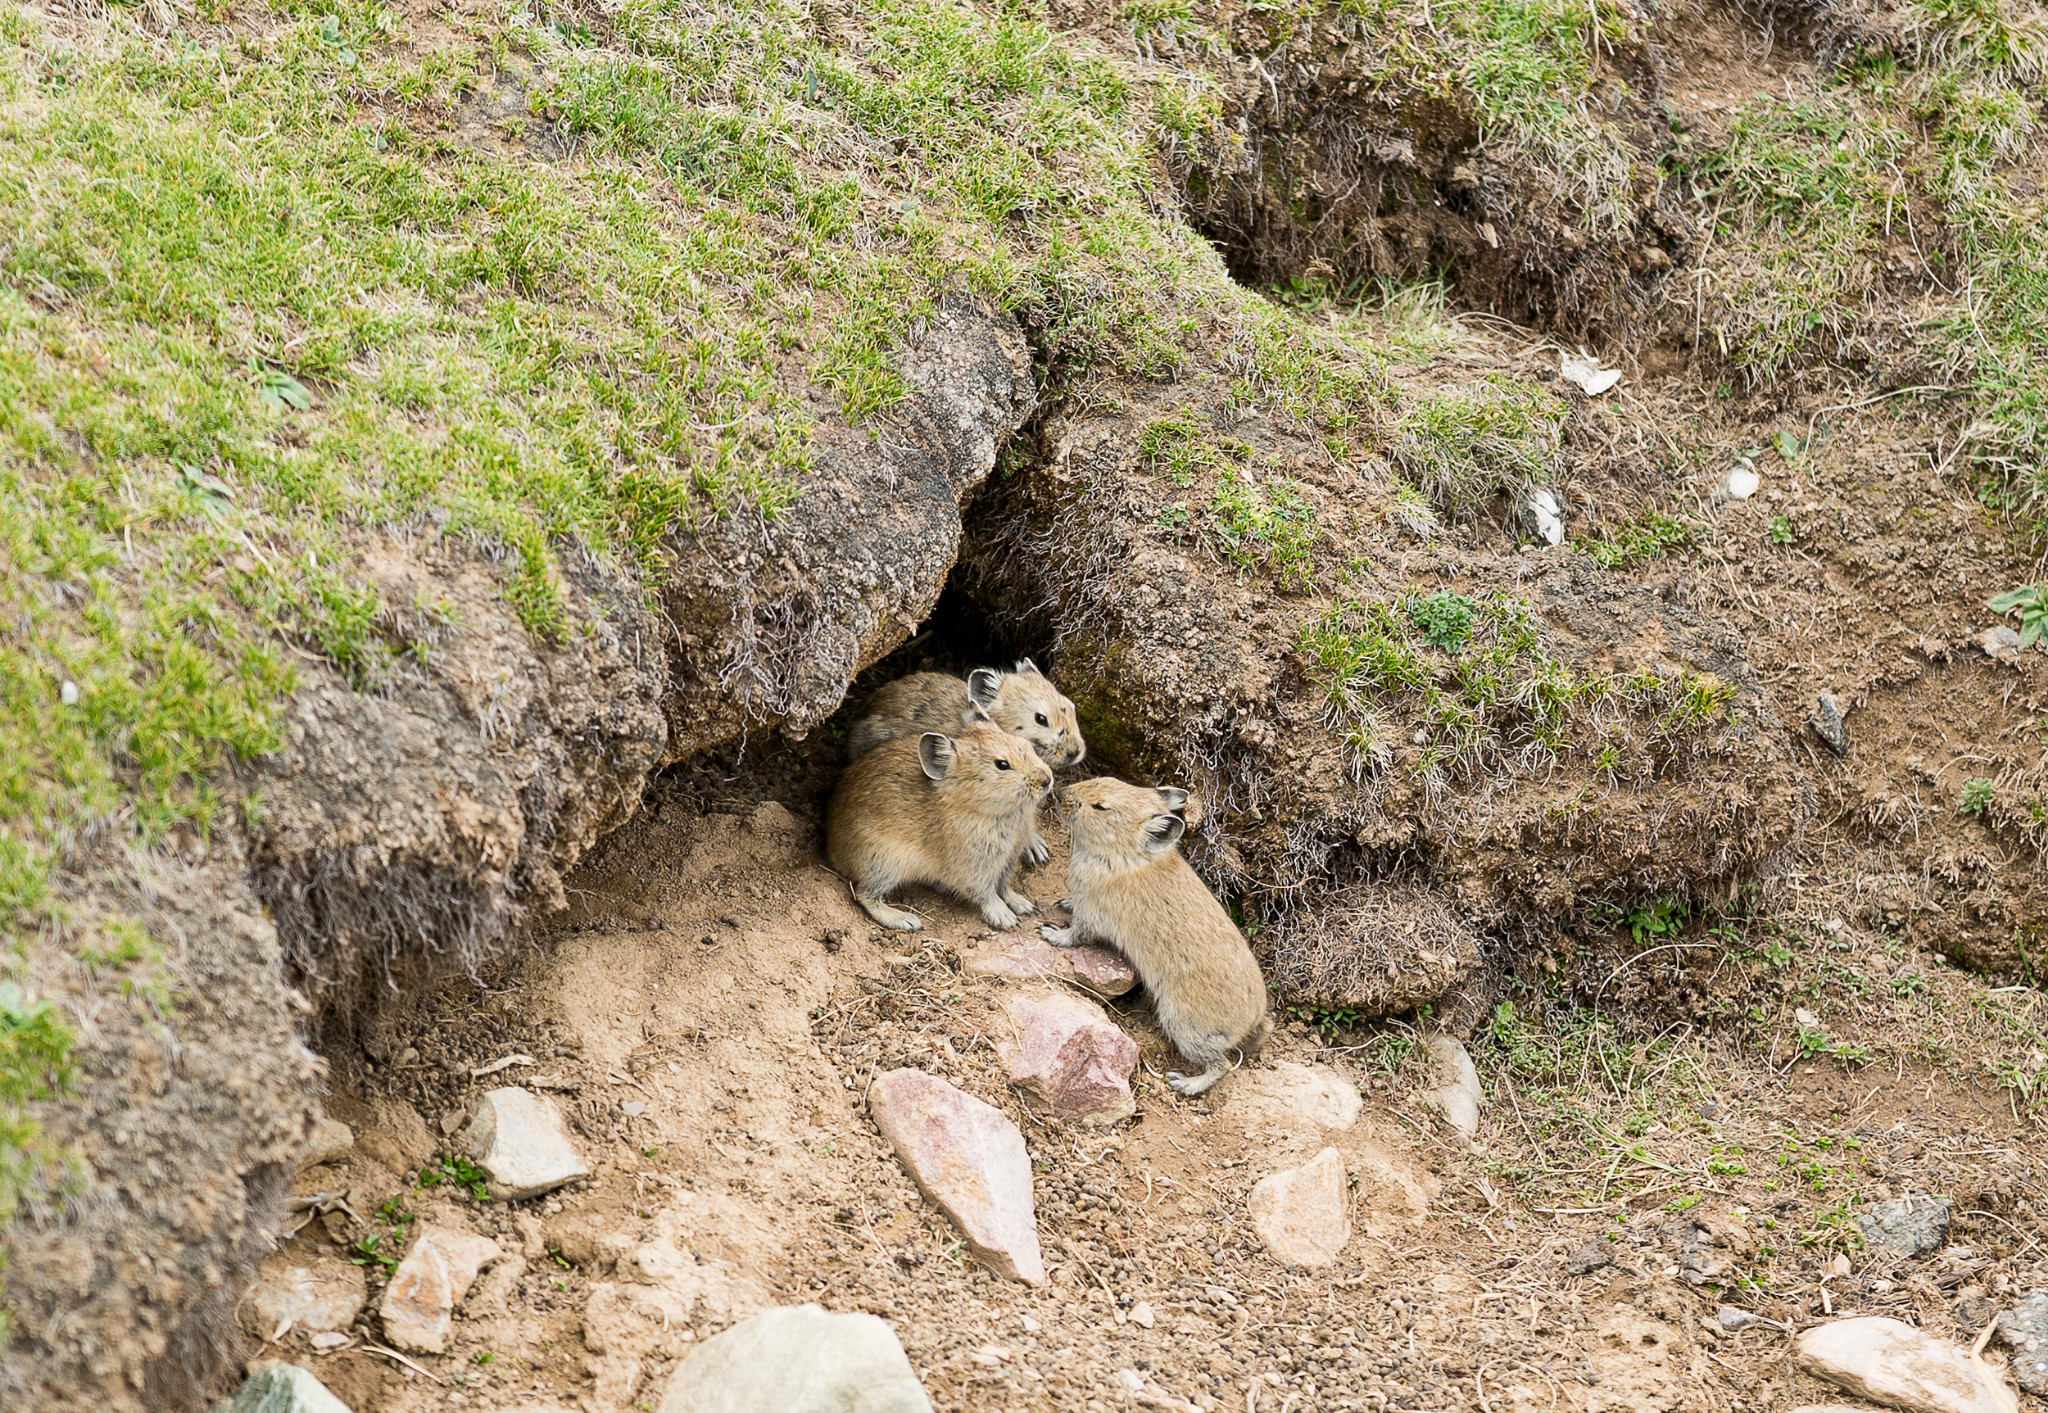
3;0;2048;1406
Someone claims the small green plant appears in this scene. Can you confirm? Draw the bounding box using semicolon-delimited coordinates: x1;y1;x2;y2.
1666;1192;1703;1213
1768;516;1793;544
1407;590;1476;653
1210;470;1316;589
1582;511;1697;567
473;1351;496;1365
351;1231;400;1274
1619;897;1687;946
1891;969;1927;998
251;360;312;412
1288;1004;1361;1043
1795;1027;1870;1066
1960;776;1996;818
1989;584;2048;648
421;1154;493;1202
1707;1150;1748;1176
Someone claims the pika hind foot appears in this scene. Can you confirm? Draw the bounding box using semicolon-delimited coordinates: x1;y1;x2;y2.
979;897;1021;930
1166;1065;1227;1097
1001;888;1038;918
1023;831;1051;869
855;896;924;931
1039;924;1079;948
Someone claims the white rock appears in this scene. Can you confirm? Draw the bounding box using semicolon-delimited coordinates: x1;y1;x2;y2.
658;1304;933;1413
1725;461;1761;499
379;1225;503;1354
249;1253;366;1333
1236;1062;1361;1131
1514;488;1565;547
1425;1035;1483;1140
1795;1316;2015;1413
211;1364;353;1413
462;1087;589;1200
1980;626;2023;662
1248;1147;1351;1268
299;1116;355;1169
1560;352;1622;396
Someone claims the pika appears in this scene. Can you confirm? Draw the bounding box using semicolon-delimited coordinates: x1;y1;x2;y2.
846;662;1084;866
1041;778;1268;1096
826;717;1054;932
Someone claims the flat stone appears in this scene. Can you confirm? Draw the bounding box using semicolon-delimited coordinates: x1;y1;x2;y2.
379;1224;504;1354
299;1116;355;1169
1980;626;2023;663
996;988;1137;1126
963;936;1136;998
1809;692;1849;757
1236;1062;1361;1131
1425;1036;1482;1141
462;1087;589;1200
869;1069;1044;1285
1997;1291;2048;1394
1248;1147;1350;1268
1795;1316;2014;1413
1567;1241;1613;1276
1859;1195;1954;1260
659;1303;932;1413
249;1253;367;1333
211;1364;354;1413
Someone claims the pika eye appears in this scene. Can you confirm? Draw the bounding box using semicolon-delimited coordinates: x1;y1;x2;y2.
1091;802;1108;810
995;759;1012;770
1034;712;1049;726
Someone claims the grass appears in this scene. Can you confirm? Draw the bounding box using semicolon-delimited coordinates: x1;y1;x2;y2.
1299;589;1735;783
1390;377;1569;517
0;0;1452;1256
1579;510;1700;567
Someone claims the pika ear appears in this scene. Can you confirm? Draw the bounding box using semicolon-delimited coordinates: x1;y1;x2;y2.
1013;657;1040;676
1155;786;1189;813
918;733;956;781
967;668;1003;711
1142;813;1186;854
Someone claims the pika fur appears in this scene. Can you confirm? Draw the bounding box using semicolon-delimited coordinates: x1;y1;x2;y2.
845;661;1084;866
1041;778;1268;1096
826;717;1054;932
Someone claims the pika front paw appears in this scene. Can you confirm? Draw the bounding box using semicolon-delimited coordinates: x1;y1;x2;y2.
1039;924;1078;948
1023;834;1051;869
1002;888;1038;917
980;899;1021;930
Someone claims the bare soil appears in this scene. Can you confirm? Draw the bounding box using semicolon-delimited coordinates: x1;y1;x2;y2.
286;728;2048;1413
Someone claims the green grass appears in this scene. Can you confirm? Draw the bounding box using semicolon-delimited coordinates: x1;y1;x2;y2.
1391;377;1568;516
1579;510;1700;567
1209;467;1317;589
1300;590;1734;779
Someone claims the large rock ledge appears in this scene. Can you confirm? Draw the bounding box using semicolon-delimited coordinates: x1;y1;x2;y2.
0;303;1033;1412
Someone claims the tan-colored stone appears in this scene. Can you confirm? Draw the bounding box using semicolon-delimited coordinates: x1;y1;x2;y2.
379;1225;504;1353
995;988;1137;1126
963;936;1136;997
1248;1147;1350;1268
249;1253;366;1334
1795;1316;2015;1413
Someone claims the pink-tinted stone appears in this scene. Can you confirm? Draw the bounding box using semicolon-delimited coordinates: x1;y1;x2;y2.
963;937;1136;998
1248;1148;1350;1268
996;989;1137;1126
379;1224;504;1353
869;1069;1045;1285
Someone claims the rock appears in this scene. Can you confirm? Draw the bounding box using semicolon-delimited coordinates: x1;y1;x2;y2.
1425;1035;1482;1140
211;1364;354;1413
1997;1291;2048;1395
299;1116;355;1169
249;1253;367;1333
379;1224;504;1354
1859;1195;1954;1259
1725;460;1761;499
462;1087;589;1199
1979;626;2023;663
1718;1305;1770;1332
546;1210;636;1272
658;1303;932;1413
1809;692;1849;757
995;988;1138;1126
1567;1241;1613;1275
963;935;1137;998
1513;487;1565;546
1248;1147;1350;1268
1235;1062;1361;1131
1795;1316;2015;1413
1559;353;1621;397
869;1069;1045;1285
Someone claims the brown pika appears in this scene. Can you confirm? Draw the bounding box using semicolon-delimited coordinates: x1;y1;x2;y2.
826;717;1055;932
1041;778;1268;1096
845;661;1084;866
